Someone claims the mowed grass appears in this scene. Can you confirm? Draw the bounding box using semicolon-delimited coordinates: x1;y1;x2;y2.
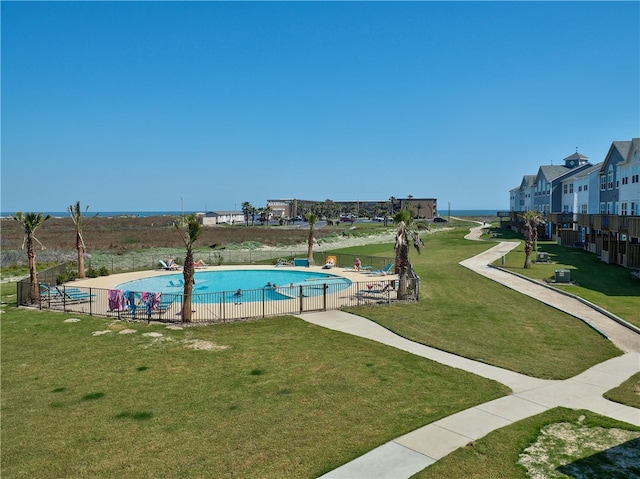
344;225;622;379
495;234;640;328
412;407;640;479
3;222;638;478
605;373;640;409
1;302;509;478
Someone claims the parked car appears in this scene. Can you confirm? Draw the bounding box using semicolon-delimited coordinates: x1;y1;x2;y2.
373;216;386;222
340;214;355;222
433;217;448;223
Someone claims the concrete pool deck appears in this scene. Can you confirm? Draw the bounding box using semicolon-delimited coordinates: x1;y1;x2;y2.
66;264;399;322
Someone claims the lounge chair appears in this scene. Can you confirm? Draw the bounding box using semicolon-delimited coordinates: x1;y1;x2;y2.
343;265;372;272
40;284;63;299
58;287;96;303
322;256;337;269
159;260;180;271
367;263;394;276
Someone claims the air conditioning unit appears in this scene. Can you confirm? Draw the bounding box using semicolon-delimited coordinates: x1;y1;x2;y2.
536;252;549;263
555;269;571;283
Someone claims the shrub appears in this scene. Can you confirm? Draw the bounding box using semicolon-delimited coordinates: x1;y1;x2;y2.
98;266;110;276
86;268;99;278
212;252;224;266
56;270;78;284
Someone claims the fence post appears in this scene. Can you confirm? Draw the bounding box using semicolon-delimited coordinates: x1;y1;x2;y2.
299;285;304;313
323;283;328;311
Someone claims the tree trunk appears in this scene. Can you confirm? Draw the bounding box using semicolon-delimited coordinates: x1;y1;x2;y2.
523;241;532;268
182;250;195;321
27;238;39;302
77;233;86;279
307;227;314;265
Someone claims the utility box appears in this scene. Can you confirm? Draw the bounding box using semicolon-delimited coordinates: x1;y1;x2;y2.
536;252;549;263
555;269;571;283
294;258;310;267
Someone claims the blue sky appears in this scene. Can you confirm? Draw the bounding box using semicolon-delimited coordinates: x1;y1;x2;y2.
2;1;638;213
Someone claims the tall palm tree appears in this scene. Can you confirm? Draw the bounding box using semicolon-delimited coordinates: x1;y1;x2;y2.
241;201;253;226
13;212;50;301
521;210;545;268
306;213;318;265
175;214;202;321
68;201;90;278
393;210;424;300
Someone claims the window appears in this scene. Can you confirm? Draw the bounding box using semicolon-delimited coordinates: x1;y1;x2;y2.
600;175;607;191
578;185;582;192
621;202;628;216
563;184;568;194
632;202;638;216
599;202;606;214
563;205;569;213
584;184;588;191
569;183;573;193
632;166;639;183
622;168;629;185
607;165;614;189
581;204;588;214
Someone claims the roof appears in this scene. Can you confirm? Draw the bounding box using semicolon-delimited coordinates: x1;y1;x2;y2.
538;165;570;182
520;175;536;188
205;211;243;216
562;152;589;162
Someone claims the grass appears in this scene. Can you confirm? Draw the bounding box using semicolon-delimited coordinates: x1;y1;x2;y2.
1;301;509;478
345;225;622;379
605;373;640;409
492;229;640;328
2;221;638;478
412;408;640;479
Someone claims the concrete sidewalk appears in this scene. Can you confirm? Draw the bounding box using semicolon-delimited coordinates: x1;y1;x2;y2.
299;226;640;479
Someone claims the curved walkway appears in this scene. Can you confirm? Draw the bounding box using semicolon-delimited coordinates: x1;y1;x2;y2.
297;225;640;479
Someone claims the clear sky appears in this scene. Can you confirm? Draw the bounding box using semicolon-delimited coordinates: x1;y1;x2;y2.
2;1;638;213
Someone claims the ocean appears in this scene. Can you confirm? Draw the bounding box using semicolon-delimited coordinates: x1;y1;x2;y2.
1;209;503;218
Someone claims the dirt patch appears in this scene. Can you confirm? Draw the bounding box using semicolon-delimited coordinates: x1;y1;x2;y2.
182;339;231;351
518;418;640;478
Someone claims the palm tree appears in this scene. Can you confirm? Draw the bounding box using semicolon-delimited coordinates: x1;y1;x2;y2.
393;210;424;300
306;213;318;265
175;214;202;321
521;210;545;269
13;212;50;302
241;201;253;226
68;201;91;278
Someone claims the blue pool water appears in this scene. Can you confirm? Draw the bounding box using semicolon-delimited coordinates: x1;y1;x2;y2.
116;269;352;303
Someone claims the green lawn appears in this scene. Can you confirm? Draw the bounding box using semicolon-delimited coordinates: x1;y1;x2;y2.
343;226;622;379
412;408;640;479
2;222;638;478
495;234;640;328
1;302;508;478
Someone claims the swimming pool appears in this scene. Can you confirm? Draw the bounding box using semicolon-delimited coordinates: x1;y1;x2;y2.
116;269;352;303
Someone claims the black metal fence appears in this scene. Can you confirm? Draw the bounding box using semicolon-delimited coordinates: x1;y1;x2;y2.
16;251;420;324
85;250;395;274
19;276;419;324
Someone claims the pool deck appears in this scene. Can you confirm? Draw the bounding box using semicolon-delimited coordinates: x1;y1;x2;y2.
70;263;380;290
66;264;398;323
